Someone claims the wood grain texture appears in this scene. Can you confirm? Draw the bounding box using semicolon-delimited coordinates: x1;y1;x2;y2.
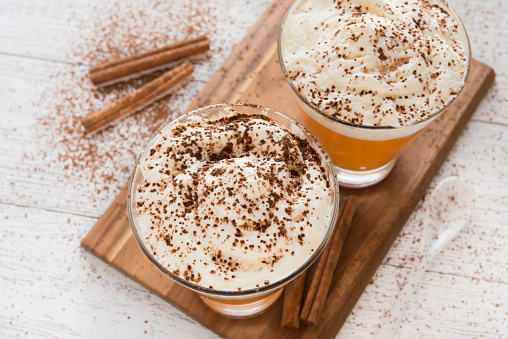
81;0;496;338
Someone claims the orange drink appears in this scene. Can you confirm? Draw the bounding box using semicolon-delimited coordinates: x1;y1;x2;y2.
128;104;340;318
292;97;437;187
198;289;283;318
278;0;471;187
298;106;421;171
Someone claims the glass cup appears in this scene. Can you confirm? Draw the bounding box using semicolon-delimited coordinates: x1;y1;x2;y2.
127;103;340;318
278;0;471;188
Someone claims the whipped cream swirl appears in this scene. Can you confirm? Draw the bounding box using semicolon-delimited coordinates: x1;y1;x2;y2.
281;0;468;126
134;111;334;291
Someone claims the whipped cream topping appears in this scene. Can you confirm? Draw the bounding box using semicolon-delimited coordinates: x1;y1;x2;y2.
134;111;334;291
281;0;468;126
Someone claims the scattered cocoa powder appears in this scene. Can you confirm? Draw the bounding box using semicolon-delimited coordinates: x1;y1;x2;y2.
32;0;270;200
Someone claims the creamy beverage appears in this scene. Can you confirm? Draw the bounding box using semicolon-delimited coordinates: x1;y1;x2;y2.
279;0;470;187
132;107;335;292
281;0;468;126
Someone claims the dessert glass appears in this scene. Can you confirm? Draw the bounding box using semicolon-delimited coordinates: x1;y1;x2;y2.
127;103;340;318
278;0;471;188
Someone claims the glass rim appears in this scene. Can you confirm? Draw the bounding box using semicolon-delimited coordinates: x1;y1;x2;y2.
127;103;341;298
277;0;472;131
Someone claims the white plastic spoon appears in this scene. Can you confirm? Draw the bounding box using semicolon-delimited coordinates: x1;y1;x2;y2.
376;176;476;339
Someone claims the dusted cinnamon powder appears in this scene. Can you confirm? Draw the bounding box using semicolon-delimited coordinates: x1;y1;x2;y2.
133;110;334;290
32;0;270;206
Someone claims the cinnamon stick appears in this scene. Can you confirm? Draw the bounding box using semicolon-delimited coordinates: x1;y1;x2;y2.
81;61;194;133
301;195;358;326
281;271;307;328
281;196;353;328
89;35;209;85
299;196;348;321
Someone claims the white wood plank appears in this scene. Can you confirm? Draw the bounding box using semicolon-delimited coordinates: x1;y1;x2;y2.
338;121;508;338
0;203;218;338
3;200;505;338
0;0;273;80
452;0;508;125
0;0;92;62
1;0;506;125
0;54;206;218
0;0;508;124
339;264;508;338
376;121;508;282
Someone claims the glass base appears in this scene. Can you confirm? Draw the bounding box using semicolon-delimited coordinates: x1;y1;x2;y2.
198;288;283;318
334;159;397;188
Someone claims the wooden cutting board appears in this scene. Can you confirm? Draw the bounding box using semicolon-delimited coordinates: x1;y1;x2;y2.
81;0;495;338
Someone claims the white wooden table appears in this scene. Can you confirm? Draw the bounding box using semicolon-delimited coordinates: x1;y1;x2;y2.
1;0;507;338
